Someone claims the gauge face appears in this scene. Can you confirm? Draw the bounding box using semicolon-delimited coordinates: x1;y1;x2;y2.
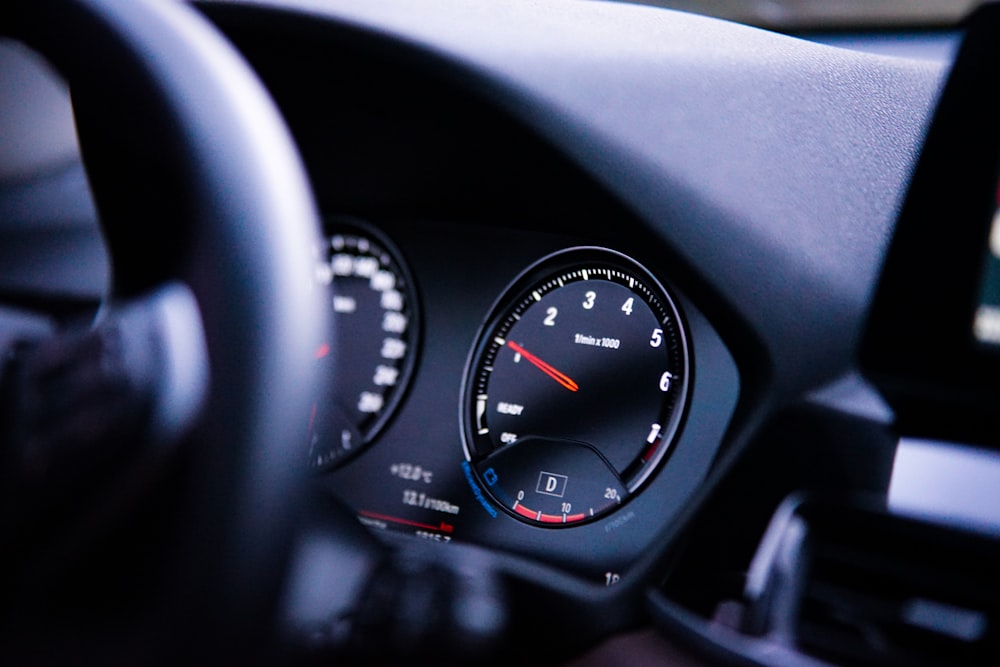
309;220;420;470
461;247;690;527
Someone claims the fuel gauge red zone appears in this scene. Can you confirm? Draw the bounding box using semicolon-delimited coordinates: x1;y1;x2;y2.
461;247;690;528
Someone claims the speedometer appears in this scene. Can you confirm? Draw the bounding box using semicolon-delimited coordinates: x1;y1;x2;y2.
461;247;690;527
309;219;420;470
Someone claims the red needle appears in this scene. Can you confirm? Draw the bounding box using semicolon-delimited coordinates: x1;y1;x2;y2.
506;340;579;392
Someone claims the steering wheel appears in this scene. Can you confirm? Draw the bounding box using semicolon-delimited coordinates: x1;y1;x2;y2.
2;0;327;662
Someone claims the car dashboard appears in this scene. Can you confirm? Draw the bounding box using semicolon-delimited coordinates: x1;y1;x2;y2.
195;0;939;581
6;0;1000;665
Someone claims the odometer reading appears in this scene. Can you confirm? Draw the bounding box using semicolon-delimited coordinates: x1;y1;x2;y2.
461;247;690;527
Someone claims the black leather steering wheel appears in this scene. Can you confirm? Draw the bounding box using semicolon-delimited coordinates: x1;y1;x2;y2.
1;0;327;662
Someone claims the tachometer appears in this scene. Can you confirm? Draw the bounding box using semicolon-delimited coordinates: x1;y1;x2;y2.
310;219;420;470
461;247;689;526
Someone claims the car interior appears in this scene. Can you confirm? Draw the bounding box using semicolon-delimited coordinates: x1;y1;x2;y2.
2;0;1000;665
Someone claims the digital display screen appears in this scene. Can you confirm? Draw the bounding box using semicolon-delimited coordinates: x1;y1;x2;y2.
974;187;1000;345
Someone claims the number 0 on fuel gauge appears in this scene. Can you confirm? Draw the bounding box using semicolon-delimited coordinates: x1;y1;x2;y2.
461;247;690;527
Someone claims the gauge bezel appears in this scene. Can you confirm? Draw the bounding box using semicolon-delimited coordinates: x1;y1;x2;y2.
459;246;692;527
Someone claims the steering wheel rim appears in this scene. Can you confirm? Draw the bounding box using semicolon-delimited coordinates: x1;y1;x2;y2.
2;0;327;661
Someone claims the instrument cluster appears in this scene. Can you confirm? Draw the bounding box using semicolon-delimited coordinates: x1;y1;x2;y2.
313;217;739;583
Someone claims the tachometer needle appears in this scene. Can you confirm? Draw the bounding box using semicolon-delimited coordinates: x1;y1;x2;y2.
506;340;579;392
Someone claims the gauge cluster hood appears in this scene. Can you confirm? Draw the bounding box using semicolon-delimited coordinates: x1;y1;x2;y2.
208;0;946;397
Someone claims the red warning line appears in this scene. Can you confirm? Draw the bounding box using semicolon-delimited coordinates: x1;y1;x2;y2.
514;503;538;520
358;510;450;533
513;504;587;524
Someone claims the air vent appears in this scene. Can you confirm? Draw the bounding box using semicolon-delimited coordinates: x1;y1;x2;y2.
743;495;1000;666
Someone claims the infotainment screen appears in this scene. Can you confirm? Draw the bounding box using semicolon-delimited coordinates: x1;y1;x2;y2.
974;191;1000;346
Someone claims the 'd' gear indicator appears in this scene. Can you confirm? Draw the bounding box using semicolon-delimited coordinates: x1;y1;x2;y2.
537;471;568;497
